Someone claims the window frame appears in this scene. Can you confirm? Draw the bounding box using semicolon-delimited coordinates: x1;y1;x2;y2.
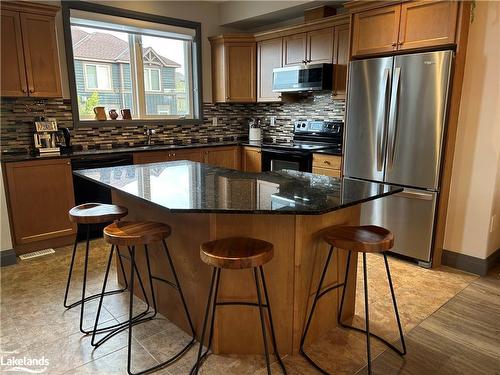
83;62;113;92
144;67;162;93
62;1;203;128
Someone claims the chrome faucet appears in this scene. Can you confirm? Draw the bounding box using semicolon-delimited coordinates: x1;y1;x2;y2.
144;127;156;145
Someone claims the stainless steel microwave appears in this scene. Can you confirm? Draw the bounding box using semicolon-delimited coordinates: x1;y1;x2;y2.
272;63;333;93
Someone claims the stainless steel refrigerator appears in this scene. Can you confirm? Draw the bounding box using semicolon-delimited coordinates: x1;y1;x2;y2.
343;50;453;266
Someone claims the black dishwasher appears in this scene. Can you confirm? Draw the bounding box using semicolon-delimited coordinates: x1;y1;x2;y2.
71;153;133;238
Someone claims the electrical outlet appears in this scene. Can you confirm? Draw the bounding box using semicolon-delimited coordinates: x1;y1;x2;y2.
490;214;497;233
212;117;217;126
270;116;275;126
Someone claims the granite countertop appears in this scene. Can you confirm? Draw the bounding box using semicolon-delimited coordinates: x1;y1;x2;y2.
74;160;401;215
0;141;240;163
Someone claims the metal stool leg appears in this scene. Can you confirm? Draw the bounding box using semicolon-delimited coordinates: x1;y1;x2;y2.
259;266;287;374
384;254;407;355
79;224;91;334
362;253;372;375
192;268;220;375
63;225;80;308
254;267;271;374
127;246;136;375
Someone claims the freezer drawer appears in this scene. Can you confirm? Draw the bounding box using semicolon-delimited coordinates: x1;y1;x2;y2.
360;188;437;263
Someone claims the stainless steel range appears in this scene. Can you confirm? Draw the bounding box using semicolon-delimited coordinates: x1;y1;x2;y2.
261;120;343;172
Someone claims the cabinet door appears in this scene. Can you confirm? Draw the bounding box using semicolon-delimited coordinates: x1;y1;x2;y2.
307;28;334;64
205;147;240;170
398;1;458;51
242;147;262;172
333;24;349;98
352;5;401;57
133;151;170;164
5;159;75;245
257;38;282;102
20;13;62;97
1;10;28;97
283;33;307;66
225;43;256;102
169;149;204;163
312;167;341;178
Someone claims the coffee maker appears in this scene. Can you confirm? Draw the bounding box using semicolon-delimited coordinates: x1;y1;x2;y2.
33;119;60;155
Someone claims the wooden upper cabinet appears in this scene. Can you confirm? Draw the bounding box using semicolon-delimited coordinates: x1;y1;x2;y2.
398;1;458;51
5;159;75;247
0;2;61;98
307;28;334;64
352;5;401;57
20;13;62;97
333;24;349;97
1;10;28;97
283;33;307;66
210;36;256;103
257;37;283;102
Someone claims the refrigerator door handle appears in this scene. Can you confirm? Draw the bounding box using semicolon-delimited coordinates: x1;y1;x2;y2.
396;190;434;200
377;68;391;171
387;66;401;170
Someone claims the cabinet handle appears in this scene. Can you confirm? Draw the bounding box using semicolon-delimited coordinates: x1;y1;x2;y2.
398;41;403;46
323;160;331;165
391;42;397;47
22;88;27;93
302;60;306;64
307;59;311;63
172;153;176;156
226;96;229;100
29;88;35;93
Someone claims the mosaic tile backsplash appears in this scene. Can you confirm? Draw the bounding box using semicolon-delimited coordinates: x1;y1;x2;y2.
0;93;345;152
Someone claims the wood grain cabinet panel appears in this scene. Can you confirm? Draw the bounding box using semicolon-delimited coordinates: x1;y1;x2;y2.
283;33;307;66
133;149;204;164
398;1;458;51
352;5;401;57
20;13;62;97
333;24;349;97
242;147;262;172
210;37;256;103
307;28;334;64
312;167;341;178
1;10;28;96
204;147;241;170
257;38;283;102
4;159;75;246
312;153;342;178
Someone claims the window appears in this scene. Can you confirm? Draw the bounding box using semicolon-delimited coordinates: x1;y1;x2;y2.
144;68;161;92
64;2;202;125
84;64;112;90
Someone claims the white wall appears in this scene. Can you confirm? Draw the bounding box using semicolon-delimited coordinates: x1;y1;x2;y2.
49;1;237;101
444;1;500;259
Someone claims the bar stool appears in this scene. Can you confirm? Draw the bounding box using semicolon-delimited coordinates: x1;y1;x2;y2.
300;225;406;375
192;237;286;375
64;203;130;335
92;221;196;375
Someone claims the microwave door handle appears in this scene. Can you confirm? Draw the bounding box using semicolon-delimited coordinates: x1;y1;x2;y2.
387;66;401;171
377;68;390;171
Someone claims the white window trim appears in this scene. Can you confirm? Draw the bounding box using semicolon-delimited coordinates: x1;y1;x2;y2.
144;67;162;93
83;62;113;92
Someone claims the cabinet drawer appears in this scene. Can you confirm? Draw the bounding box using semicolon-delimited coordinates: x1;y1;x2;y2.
312;154;342;170
312;167;341;178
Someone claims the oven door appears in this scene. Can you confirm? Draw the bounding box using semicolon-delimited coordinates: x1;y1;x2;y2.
261;149;312;172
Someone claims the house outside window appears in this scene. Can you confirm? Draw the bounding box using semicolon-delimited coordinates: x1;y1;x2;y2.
84;64;112;91
63;2;202;125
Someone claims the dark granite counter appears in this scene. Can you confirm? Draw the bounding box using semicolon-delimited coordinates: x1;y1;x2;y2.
74;160;401;215
0;141;241;163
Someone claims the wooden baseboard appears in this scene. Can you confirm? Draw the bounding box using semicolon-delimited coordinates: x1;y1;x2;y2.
0;248;17;267
14;234;75;255
441;248;500;276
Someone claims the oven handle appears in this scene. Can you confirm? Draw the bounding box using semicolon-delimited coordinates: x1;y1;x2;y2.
261;148;310;157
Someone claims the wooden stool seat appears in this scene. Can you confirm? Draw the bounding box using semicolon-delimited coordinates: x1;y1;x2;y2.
103;221;171;246
323;225;394;253
69;203;128;224
200;237;274;269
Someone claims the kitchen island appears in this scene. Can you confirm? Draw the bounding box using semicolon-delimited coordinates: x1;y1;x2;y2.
74;161;401;355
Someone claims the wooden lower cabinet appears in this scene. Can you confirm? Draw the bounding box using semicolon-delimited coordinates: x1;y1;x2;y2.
4;158;76;253
203;146;241;170
133;148;203;164
312;154;342;178
242;147;262;172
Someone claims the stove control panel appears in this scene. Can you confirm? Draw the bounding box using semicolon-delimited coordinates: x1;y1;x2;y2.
294;120;343;135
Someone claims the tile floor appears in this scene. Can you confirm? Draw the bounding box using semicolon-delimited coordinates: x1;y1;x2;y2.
0;239;493;374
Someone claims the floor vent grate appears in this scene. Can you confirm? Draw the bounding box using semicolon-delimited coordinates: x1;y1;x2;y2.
19;248;56;260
